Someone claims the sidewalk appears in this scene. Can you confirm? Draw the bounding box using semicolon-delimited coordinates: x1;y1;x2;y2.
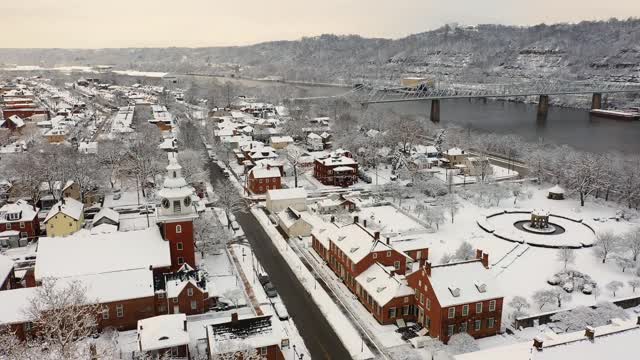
228;245;264;316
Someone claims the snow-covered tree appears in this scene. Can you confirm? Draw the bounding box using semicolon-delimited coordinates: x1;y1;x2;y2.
509;183;532;205
560;150;605;207
417;204;446;231
286;146;310;188
594;231;621;264
615;256;635;273
24;278;102;359
551;287;571;308
440;252;455;264
178;149;207;185
628;279;640;293
532;289;556;310
194;210;231;257
222;288;245;309
124;124;164;197
214;180;247;225
433;129;446;153
447;333;479;355
444;194;460;224
557;247;576;271
97;139;126;188
507;296;530;321
606;280;624;297
623;227;640;261
617;156;640;208
550;303;627;333
455;242;475;261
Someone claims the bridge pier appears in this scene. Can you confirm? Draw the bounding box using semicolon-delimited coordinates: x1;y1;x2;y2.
537;95;549;118
591;93;602;110
430;99;440;123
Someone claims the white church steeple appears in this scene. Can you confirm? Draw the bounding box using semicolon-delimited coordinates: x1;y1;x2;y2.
157;153;196;220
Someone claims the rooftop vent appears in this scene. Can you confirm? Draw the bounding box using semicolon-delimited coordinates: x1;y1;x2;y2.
350;247;359;253
475;281;487;293
448;286;461;297
366;276;376;283
376;286;387;293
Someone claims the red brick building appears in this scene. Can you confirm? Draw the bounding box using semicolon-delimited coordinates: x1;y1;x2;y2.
0;200;40;247
247;165;282;194
0;254;15;291
164;276;209;315
406;250;503;343
311;219;429;325
313;154;358;187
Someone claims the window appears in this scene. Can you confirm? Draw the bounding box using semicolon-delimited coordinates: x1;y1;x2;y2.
176;225;182;233
20;232;28;239
102;307;109;320
426;298;431;310
158;293;165;299
178;257;185;265
116;304;124;318
261;347;268;355
448;325;455;336
404;296;409;304
259;179;263;184
448;307;455;319
489;300;496;312
6;223;11;229
386;251;391;257
187;288;193;297
19;222;25;229
462;304;469;316
488;318;495;329
171;347;179;356
461;322;468;333
420;293;424;305
475;320;481;331
190;300;197;310
7;213;19;221
403;305;410;316
173;298;178;303
394;261;400;270
266;178;269;183
373;253;378;259
281;339;290;349
388;307;396;318
177;242;183;250
24;322;32;332
415;289;419;298
69;222;72;227
476;302;483;314
174;200;181;212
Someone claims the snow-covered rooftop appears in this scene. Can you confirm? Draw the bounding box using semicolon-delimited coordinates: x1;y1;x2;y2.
35;227;171;280
429;260;502;307
355;263;414;306
207;314;284;355
61;268;155;303
138;314;189;352
318;155;357;167
0;254;14;285
249;167;281;179
266;188;307;201
44;197;84;223
0;200;38;223
548;185;565;194
0;287;36;325
93;207;120;224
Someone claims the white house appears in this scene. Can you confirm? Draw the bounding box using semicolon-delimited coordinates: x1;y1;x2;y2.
265;188;307;213
276;207;314;238
306;133;323;151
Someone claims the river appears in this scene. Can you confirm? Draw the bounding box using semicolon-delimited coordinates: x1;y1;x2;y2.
181;74;640;154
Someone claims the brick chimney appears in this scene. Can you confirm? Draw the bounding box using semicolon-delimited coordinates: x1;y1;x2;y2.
353;215;359;224
330;216;335;223
424;262;432;277
374;231;380;240
476;249;483;260
184;320;188;331
385;237;390;245
637;316;640;325
363;219;367;228
231;312;239;324
533;336;543;351
585;326;595;342
482;253;489;269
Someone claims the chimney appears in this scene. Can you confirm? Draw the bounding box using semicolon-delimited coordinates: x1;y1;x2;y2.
637;316;640;326
61;197;65;205
363;219;367;228
330;216;335;223
389;269;395;278
482;253;489;269
424;262;432;277
385;237;390;245
476;249;483;260
183;320;188;332
353;215;359;224
374;231;380;240
533;336;543;351
231;312;239;324
585;326;595;342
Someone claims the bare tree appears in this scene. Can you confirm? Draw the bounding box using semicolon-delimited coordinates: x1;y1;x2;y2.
628;279;640;293
8;152;45;210
444;194;460;224
532;289;556;310
615;256;635;272
97;139;126;188
593;231;621;264
560;150;604;207
606;280;624;297
222;288;245;309
178;149;207;185
557;247;576;270
551;287;572;308
194;210;232;257
507;296;530;322
454;241;475;261
124;124;163;197
286;146;310;188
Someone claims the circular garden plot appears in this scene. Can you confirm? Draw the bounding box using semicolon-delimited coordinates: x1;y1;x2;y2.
477;210;595;248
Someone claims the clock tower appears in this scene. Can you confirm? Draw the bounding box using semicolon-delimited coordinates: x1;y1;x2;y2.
157;154;198;271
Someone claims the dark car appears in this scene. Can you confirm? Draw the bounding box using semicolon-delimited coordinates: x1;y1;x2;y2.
258;273;270;286
263;282;278;298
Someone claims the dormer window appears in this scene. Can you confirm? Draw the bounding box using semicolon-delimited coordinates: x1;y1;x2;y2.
173;171;177;178
7;212;20;221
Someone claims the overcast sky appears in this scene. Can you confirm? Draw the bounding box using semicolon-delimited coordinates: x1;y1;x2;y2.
1;0;638;48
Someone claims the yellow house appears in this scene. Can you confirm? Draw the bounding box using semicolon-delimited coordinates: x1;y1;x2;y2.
44;197;85;237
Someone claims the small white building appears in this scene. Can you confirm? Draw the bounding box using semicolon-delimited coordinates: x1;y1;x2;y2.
137;314;190;359
306;133;323;151
265;188;307;213
276;207;314;238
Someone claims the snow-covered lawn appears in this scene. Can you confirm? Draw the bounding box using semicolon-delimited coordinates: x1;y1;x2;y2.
355;205;426;233
397;183;640;317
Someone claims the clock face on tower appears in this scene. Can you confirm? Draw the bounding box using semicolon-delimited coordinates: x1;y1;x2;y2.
161;198;170;209
184;196;191;207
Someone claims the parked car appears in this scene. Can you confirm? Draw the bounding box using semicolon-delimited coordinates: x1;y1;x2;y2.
258;273;270;286
263;282;278;298
222;169;231;178
230;221;240;231
582;283;593;294
274;302;289;320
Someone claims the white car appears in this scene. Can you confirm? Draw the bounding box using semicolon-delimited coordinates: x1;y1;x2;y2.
274;302;289;320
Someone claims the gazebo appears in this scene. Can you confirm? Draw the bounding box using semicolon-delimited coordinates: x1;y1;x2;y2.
548;185;565;200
